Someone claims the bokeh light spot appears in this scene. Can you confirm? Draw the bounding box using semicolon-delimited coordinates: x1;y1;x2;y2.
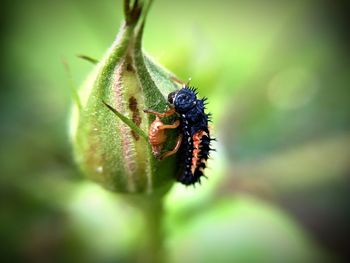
268;67;319;110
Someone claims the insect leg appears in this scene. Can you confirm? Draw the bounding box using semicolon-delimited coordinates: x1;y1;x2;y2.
170;76;192;88
143;108;176;118
158;120;180;130
160;134;183;160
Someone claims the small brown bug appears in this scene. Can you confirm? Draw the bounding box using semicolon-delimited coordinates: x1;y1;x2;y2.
144;108;182;160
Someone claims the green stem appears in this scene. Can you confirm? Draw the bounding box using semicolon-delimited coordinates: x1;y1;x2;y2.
142;198;164;263
125;195;165;263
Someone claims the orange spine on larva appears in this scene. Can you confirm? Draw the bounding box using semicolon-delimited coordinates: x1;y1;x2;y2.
191;130;206;174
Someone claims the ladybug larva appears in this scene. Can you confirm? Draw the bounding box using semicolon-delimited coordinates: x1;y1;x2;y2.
144;82;213;185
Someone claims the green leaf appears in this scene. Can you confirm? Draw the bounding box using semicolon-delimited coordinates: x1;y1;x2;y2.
77;54;99;65
102;101;148;140
62;58;82;111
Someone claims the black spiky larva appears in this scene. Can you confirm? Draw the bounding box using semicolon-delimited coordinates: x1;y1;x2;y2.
144;85;214;185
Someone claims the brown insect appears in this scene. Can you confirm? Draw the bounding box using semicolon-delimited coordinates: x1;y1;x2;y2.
143;108;183;160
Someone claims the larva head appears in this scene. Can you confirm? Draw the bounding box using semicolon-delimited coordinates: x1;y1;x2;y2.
168;87;197;113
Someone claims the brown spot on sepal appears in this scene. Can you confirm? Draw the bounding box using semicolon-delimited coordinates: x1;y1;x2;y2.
125;55;135;72
126;62;134;72
128;96;142;140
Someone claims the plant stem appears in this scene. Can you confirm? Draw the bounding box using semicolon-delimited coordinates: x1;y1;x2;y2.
125;195;165;263
142;198;164;263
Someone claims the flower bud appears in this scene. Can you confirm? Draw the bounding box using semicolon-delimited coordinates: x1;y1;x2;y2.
70;1;179;194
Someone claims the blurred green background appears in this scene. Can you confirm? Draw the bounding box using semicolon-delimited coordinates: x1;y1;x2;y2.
1;0;350;262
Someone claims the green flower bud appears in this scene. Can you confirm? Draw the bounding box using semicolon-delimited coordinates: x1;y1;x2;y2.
70;0;179;194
